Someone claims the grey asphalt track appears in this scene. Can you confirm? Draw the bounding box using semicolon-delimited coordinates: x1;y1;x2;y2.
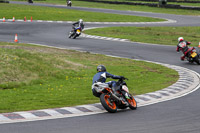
0;2;200;133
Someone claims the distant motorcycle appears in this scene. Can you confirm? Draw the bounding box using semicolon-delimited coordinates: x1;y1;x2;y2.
28;0;33;3
92;77;137;113
67;0;72;7
68;26;82;39
185;47;200;65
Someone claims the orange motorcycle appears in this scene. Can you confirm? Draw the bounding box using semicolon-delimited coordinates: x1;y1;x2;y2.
92;78;137;113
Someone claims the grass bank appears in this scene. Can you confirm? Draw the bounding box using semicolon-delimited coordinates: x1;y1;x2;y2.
84;26;200;46
11;0;200;16
0;3;164;22
0;42;178;113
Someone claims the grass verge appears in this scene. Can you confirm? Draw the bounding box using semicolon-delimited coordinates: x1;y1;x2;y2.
84;26;200;46
72;1;200;16
0;42;178;113
11;0;200;16
0;3;164;22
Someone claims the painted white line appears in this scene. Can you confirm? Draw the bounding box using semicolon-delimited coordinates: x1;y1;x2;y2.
37;20;43;22
61;107;83;114
0;114;10;121
39;109;63;116
17;20;23;22
57;21;63;23
0;18;176;25
78;105;102;112
15;112;38;119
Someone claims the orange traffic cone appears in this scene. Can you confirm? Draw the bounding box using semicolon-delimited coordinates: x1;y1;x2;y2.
24;16;26;22
3;17;5;22
12;16;15;22
31;16;33;22
198;41;200;48
14;34;18;43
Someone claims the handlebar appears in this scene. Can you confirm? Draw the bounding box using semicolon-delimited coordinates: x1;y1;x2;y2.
118;77;128;82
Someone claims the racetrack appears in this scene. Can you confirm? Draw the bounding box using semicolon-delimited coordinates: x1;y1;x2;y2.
0;2;200;133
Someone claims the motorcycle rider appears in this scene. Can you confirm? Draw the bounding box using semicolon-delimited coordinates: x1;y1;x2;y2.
73;19;84;31
67;0;72;6
69;19;84;37
92;65;125;97
176;37;193;61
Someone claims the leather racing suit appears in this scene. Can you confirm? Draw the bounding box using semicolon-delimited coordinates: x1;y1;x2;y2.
72;21;84;31
176;40;192;61
92;71;122;97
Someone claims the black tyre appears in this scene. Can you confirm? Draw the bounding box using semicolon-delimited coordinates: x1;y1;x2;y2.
127;95;137;110
117;104;127;109
100;93;117;113
73;34;77;39
68;32;72;38
194;56;200;65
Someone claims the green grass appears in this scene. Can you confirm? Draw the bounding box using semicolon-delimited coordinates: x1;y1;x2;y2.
72;1;200;16
11;0;200;16
0;3;164;22
84;26;200;46
168;2;200;7
0;42;178;113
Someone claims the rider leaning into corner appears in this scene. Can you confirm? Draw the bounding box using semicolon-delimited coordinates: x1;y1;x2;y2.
72;19;84;31
176;37;193;61
92;65;125;97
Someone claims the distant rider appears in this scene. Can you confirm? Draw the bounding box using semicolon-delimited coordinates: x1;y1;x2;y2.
92;65;124;97
176;37;193;61
67;0;72;6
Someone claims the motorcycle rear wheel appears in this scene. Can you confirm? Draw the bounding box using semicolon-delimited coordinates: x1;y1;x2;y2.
127;95;137;110
100;93;117;113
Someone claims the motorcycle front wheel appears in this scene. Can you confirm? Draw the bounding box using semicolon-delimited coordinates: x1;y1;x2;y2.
73;34;77;39
68;32;72;38
127;95;137;110
100;93;117;113
194;56;200;65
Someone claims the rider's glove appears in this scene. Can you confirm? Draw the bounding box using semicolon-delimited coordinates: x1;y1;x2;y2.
120;76;125;80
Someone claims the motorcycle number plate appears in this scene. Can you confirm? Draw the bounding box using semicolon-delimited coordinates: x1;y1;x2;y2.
191;52;197;58
122;85;129;93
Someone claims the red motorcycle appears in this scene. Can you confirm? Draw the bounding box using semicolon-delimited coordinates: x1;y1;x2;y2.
92;78;137;113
